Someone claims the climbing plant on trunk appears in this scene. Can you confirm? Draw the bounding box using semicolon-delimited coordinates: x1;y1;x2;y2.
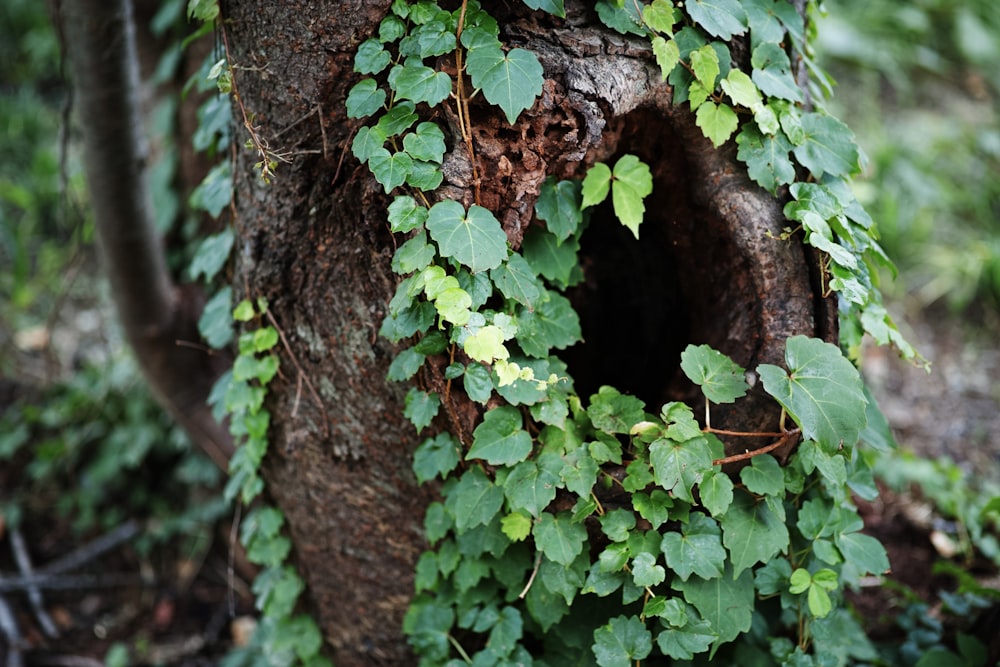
66;0;913;664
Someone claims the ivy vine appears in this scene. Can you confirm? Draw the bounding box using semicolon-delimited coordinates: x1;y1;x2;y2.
346;0;904;664
182;0;917;663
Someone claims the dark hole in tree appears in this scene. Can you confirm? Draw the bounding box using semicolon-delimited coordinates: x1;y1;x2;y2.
561;111;760;411
562;198;689;407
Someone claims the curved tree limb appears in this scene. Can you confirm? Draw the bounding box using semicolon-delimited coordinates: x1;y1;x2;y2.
56;0;232;468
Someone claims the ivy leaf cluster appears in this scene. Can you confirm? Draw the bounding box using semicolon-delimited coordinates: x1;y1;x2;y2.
351;0;895;647
595;0;916;363
347;0;545;194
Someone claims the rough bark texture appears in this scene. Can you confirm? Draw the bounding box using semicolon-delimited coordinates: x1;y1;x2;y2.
222;1;835;664
57;0;232;468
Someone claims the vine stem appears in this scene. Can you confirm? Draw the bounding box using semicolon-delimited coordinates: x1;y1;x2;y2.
264;310;331;439
453;0;481;205
711;428;801;466
518;550;543;599
447;633;473;664
219;24;289;182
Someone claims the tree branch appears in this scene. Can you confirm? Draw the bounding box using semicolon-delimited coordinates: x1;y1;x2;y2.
57;0;233;467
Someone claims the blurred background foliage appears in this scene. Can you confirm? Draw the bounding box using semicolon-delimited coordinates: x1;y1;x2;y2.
0;0;225;562
817;0;1000;316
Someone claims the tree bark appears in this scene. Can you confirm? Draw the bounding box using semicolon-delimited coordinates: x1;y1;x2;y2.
57;0;232;468
220;1;835;664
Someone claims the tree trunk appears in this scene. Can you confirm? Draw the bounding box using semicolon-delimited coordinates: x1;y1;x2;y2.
221;1;834;664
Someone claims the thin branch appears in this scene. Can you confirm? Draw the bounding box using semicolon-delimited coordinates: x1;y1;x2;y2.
0;592;24;667
518;550;543;599
264;310;330;439
0;573;140;594
712;428;801;466
9;527;59;638
40;520;139;575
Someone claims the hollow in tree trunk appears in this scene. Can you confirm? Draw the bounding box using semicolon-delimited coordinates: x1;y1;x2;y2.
222;1;834;663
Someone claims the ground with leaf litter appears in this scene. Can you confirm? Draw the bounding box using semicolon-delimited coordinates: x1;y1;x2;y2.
1;291;998;664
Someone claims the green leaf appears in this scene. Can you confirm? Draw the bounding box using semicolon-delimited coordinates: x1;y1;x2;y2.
391;230;436;274
413;432;461;484
736;123;795;193
533;512;587;565
468;406;533;465
491;252;543;308
516;291;581;357
409;20;457;57
189;161;232;217
521;0;566;18
387;347;425;381
599;509;636;542
375;102;418;136
690;44;720;89
685;0;747;39
253;565;304;618
189;229;234;283
403;388;440;433
402;122;447;163
677;564;754;648
698;470;734;517
559;445;600;498
535;177;583;242
587;386;646;435
270;615;323;661
623;458;655;493
680;344;748;404
581;162;612;208
720;69;761;108
651;36;681;80
504;459;559;517
720;489;789;575
649;436;714;504
352;125;389;163
758;336;868;449
593;615;652;667
405;160;444;191
463;324;509;363
792;112;861;178
835;531;889;576
631;551;666;587
426;200;508;273
656;615;717;660
345;79;386;118
696;102;739;148
387;195;428;233
750;43;803;103
354;38;391;74
463;362;494;404
466;45;544;124
198;287;234;349
611;154;653;239
739;454;784;496
594;0;644;36
379;14;406;42
488;606;523;656
643;0;677;34
447;467;505;531
501;511;533;541
369;150;413;193
661;512;726;581
521;226;580;288
404;597;454;658
392;63;452;106
631;490;672;528
433;287;473;325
